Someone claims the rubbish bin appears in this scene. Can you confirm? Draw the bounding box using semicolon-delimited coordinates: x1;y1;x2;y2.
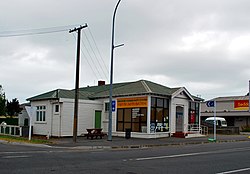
125;128;131;139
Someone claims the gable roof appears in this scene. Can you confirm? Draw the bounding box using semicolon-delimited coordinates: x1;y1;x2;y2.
27;89;90;101
88;80;180;99
27;80;200;101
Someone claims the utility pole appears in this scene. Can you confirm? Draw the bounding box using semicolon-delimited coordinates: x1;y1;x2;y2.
108;0;124;141
69;24;88;143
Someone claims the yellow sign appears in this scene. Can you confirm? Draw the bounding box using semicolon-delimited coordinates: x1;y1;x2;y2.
117;97;148;108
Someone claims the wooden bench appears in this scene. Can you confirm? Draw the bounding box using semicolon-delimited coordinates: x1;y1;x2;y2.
84;128;106;139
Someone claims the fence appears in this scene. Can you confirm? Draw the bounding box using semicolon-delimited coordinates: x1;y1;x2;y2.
188;124;208;136
0;122;22;137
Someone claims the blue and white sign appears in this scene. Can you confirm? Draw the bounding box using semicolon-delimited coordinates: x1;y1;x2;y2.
112;100;116;112
206;101;215;107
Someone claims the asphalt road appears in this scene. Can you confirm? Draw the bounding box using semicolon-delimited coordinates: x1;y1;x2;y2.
0;141;250;174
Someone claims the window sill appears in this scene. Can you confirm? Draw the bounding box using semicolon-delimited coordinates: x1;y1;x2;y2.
34;122;47;124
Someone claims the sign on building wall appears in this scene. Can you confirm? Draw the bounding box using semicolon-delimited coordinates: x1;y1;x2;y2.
234;100;249;110
117;97;148;108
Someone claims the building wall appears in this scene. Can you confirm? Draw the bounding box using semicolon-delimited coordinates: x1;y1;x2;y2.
170;94;189;133
201;100;250;130
19;106;29;126
30;100;53;136
59;98;103;136
30;98;103;137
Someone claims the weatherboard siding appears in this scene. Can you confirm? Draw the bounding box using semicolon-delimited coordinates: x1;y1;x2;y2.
31;100;53;136
59;98;103;136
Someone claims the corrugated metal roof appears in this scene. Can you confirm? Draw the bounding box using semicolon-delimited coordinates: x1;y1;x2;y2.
27;80;198;101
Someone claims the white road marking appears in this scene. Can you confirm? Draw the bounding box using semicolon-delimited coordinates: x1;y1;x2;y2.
2;155;30;159
216;167;250;174
124;147;250;162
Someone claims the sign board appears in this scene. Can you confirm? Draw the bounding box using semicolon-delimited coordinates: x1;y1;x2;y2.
117;97;148;108
206;101;215;107
112;100;116;112
234;100;249;110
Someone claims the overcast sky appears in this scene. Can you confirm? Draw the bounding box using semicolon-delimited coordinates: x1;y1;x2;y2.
1;0;250;103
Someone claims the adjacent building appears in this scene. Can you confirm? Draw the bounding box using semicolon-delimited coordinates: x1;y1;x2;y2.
23;80;203;138
201;95;250;130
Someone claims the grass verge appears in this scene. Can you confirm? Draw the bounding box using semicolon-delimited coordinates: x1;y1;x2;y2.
0;135;53;144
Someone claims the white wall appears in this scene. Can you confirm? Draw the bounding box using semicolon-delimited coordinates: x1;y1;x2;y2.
170;94;189;133
30;100;53;136
59;98;103;136
18;107;29;126
30;98;103;137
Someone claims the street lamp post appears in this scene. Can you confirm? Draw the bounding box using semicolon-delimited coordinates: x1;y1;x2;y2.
108;0;123;141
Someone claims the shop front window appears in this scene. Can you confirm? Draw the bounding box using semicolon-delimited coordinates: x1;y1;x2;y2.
150;97;169;132
117;108;147;132
189;102;199;124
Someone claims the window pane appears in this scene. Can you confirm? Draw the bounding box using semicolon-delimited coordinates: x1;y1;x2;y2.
156;108;163;123
36;111;39;121
151;97;156;107
117;122;123;131
157;98;163;107
117;109;123;121
151;108;156;122
43;111;46;121
124;123;131;129
140;108;147;122
105;103;109;111
40;111;43;121
164;99;169;108
55;105;59;112
132;115;139;122
132;123;139;132
124;109;131;122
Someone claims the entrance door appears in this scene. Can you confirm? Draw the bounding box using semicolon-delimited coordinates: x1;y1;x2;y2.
176;106;184;132
95;111;102;128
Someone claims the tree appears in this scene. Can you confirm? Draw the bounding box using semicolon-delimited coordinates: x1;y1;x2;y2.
6;98;21;117
0;85;6;116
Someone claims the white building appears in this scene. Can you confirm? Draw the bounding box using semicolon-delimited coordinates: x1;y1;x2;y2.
24;80;203;138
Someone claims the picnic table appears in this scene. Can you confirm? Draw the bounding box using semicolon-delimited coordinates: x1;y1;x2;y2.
84;128;106;139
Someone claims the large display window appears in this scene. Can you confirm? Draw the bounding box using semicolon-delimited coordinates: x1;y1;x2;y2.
150;97;169;132
189;102;199;124
117;108;147;132
116;97;148;132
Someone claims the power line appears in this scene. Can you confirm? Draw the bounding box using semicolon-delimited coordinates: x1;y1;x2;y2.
72;34;99;80
83;30;109;80
0;24;81;37
80;35;105;80
87;27;109;73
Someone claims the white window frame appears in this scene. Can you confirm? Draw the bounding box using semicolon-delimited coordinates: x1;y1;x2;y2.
54;104;60;114
36;106;46;122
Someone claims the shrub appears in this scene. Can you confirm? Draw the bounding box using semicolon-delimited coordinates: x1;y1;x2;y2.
241;125;250;132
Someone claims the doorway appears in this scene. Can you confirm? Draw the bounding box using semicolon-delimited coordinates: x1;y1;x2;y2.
176;106;184;132
95;111;102;128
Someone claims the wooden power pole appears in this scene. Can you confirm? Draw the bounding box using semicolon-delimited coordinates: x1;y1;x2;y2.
69;24;88;143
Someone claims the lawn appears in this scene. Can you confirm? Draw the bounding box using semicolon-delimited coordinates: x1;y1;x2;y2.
0;135;53;144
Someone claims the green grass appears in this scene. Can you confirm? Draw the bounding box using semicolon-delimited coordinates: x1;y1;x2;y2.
0;135;53;144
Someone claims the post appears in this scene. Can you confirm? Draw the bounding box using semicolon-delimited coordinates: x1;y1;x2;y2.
28;107;32;141
69;24;88;143
214;100;216;141
108;0;123;141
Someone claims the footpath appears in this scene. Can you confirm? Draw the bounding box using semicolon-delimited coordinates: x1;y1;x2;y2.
47;134;250;150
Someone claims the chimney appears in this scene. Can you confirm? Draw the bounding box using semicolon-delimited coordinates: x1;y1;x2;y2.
98;80;105;86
